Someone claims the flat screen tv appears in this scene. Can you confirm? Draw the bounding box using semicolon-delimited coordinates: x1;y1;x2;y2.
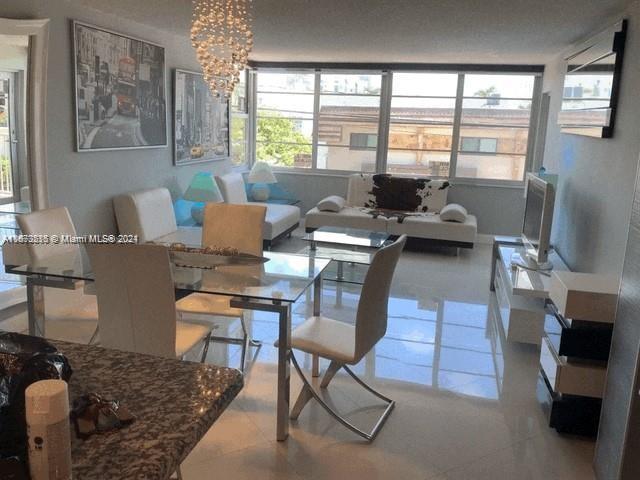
521;173;555;269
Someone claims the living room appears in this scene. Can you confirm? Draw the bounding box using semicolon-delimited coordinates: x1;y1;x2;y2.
0;0;639;479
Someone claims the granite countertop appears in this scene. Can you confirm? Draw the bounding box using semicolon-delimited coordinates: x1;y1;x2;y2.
51;339;243;480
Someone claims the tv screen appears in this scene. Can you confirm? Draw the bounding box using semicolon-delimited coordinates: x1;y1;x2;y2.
523;181;545;248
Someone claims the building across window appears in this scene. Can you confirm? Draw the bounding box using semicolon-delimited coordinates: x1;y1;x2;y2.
460;137;498;154
349;133;378;150
251;69;539;182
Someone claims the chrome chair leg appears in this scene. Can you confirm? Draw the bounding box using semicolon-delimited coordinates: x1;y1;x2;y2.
290;384;314;420
290;353;395;442
88;325;99;345
320;360;341;389
200;332;212;363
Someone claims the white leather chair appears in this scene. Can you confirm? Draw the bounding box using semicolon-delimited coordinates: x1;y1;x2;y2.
216;173;301;249
284;235;407;441
176;203;266;371
16;207;99;343
17;206;79;261
88;243;213;361
113;187;200;245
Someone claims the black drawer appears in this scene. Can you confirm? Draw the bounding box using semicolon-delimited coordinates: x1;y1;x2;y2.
544;305;612;361
536;370;601;437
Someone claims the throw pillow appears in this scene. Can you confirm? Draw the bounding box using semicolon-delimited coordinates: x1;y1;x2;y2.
365;174;451;213
440;203;468;223
317;195;346;212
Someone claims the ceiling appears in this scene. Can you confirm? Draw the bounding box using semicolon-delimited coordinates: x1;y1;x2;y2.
79;0;633;64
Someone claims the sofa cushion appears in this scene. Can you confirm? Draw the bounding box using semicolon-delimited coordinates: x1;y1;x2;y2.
113;188;177;243
440;203;468;223
249;202;300;240
386;213;477;243
317;195;346;212
305;206;389;232
216;173;248;204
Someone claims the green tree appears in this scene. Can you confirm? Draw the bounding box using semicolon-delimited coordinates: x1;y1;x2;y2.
474;86;498;97
256;112;311;167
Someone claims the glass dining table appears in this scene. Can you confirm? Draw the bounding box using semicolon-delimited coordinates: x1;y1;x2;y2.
5;245;331;442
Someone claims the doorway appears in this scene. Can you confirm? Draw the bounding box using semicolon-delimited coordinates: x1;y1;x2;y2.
0;70;25;204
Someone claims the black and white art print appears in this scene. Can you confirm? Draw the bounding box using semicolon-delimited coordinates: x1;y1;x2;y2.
173;69;230;166
73;21;167;151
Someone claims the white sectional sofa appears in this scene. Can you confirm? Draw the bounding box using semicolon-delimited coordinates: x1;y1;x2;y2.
215;173;301;248
305;174;477;249
114;175;300;248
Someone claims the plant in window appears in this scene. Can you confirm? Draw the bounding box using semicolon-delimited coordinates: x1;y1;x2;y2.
256;112;312;166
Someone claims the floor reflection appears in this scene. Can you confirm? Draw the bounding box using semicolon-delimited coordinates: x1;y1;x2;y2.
210;278;505;401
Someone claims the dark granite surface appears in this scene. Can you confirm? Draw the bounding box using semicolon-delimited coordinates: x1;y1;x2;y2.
50;339;244;480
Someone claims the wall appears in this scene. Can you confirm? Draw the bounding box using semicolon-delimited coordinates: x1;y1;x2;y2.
276;171;525;235
0;0;233;235
541;0;640;275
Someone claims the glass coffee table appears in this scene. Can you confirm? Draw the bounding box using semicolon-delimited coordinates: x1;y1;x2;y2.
301;227;391;283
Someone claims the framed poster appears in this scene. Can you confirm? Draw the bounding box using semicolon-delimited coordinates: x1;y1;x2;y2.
72;21;167;151
173;69;230;166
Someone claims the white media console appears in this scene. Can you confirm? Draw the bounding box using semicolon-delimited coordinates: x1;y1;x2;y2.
490;236;569;345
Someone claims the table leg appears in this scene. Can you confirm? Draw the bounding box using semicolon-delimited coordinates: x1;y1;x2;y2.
276;303;292;441
27;278;45;337
490;240;499;291
336;261;344;281
312;273;322;377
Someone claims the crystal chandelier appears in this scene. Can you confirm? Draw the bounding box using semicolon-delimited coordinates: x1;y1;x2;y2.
191;0;253;97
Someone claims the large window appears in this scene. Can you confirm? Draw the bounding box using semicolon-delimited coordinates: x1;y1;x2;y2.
387;73;458;177
256;72;314;168
231;71;249;167
317;73;381;172
456;74;535;181
251;69;540;182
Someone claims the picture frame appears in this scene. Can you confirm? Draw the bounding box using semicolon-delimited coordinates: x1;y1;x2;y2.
173;69;231;166
558;19;627;139
72;20;168;152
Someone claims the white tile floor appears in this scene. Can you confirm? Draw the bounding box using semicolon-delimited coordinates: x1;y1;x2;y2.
0;235;596;480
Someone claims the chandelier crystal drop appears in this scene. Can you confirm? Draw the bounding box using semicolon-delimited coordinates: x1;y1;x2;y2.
191;0;253;97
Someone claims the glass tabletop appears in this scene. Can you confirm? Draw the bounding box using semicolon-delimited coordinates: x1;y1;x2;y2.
0;201;31;215
297;245;374;265
6;247;330;304
302;227;390;248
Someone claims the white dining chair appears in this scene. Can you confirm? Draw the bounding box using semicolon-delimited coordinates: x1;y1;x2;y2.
283;235;407;441
16;206;99;343
17;206;79;261
88;243;213;361
176;202;267;371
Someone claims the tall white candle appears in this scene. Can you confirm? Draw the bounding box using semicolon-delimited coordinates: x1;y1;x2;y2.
25;380;72;480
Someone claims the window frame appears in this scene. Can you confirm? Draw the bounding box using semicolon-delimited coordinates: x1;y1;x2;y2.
249;66;543;185
231;69;251;171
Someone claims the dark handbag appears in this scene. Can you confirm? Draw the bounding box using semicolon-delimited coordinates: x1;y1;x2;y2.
0;332;73;463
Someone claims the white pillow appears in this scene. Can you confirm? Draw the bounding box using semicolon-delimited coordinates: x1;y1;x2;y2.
440;203;468;223
317;195;346;212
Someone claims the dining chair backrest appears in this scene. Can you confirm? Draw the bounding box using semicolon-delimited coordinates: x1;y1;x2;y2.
113;188;178;243
17;206;79;261
354;235;407;362
87;243;177;359
201;203;266;256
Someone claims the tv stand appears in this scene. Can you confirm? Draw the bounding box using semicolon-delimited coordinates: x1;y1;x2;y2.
510;252;554;272
490;237;569;345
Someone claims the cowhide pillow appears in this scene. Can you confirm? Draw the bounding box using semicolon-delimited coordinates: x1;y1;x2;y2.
364;174;450;213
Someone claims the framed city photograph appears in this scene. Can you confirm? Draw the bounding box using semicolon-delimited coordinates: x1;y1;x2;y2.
72;21;167;151
173;69;230;166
